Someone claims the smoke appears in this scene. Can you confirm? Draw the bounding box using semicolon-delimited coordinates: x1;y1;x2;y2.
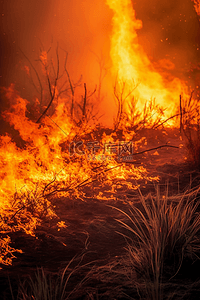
0;0;112;88
0;0;114;125
0;0;52;84
132;0;200;88
1;0;200;126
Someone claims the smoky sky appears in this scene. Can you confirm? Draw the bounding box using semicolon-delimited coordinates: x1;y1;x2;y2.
0;0;200;106
0;0;112;89
0;0;53;84
0;0;113;130
133;0;200;85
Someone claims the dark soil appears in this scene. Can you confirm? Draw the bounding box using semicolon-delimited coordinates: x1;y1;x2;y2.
1;128;200;299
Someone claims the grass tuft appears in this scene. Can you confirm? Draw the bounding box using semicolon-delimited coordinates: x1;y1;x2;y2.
111;186;200;299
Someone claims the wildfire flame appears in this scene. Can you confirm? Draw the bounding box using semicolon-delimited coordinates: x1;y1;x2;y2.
106;0;187;116
192;0;200;15
1;0;195;266
0;76;159;265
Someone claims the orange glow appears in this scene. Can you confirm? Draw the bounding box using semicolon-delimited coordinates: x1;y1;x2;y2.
192;0;200;15
106;0;187;117
0;77;160;265
0;86;150;200
1;1;194;267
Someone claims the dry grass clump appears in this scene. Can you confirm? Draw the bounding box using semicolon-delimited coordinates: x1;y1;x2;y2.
6;186;200;300
11;254;95;300
111;186;200;299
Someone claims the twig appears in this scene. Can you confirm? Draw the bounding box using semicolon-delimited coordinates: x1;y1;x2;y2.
44;164;121;197
11;205;26;220
131;144;179;156
180;95;183;134
44;144;178;197
36;45;59;123
46;114;69;136
80;83;96;122
82;83;87;118
154;113;180;129
64;53;75;118
19;48;43;107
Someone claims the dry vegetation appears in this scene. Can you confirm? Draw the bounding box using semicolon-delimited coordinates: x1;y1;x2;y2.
180;91;200;170
1;49;200;299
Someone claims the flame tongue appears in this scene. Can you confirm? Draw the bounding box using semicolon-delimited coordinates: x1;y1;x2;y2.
192;0;200;15
106;0;185;114
106;0;143;82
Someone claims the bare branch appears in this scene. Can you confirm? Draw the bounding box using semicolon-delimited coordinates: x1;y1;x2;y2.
36;45;60;123
64;53;75;118
19;48;43;108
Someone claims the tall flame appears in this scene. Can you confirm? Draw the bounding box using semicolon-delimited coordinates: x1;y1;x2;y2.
106;0;186;115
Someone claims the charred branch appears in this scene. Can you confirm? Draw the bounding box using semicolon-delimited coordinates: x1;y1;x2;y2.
36;45;60;123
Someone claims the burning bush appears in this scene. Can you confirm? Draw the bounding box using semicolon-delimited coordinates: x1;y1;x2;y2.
0;71;157;267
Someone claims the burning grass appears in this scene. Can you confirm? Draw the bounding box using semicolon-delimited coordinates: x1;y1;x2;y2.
1;48;200;299
10;184;200;300
1;81;200;299
1;0;200;297
0;78;159;268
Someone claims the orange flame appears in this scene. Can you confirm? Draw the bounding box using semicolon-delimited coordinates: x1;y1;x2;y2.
106;0;187;117
192;0;200;15
0;84;155;205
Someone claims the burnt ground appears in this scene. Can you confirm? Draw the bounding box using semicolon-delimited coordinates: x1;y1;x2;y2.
1;128;200;299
